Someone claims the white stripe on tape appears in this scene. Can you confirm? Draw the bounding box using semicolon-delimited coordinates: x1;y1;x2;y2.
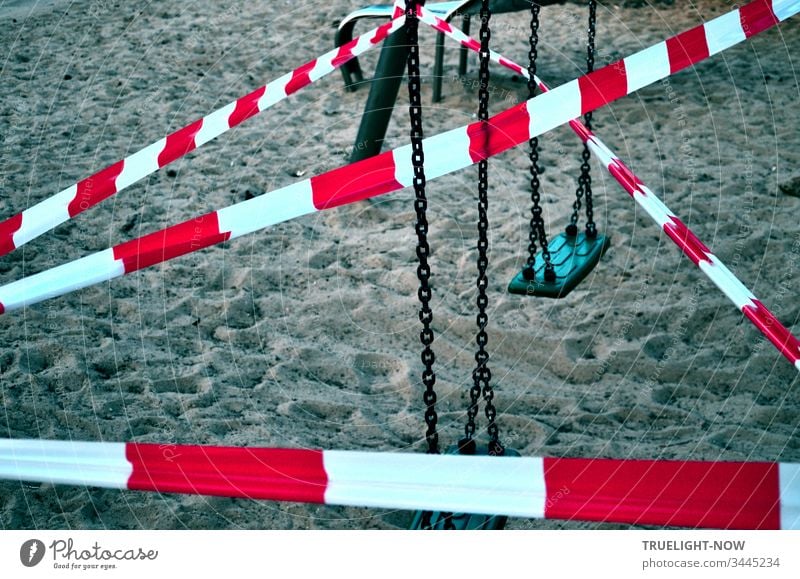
529;80;582;137
773;0;800;21
701;255;756;309
0;439;131;489
0;248;125;312
195;102;237;147
624;41;670;94
323;451;546;518
115;138;166;191
393;145;414;188
259;75;293;110
311;54;337;82
422;125;474;181
16;185;76;248
586;136;617;168
704;10;747;56
632;186;673;228
779;463;800;530
217;179;316;240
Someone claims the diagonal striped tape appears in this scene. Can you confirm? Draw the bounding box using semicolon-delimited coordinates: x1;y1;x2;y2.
415;4;800;370
0;15;406;257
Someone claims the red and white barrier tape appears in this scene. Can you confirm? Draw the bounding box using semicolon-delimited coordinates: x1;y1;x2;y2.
0;16;406;258
1;439;798;529
0;0;796;362
416;5;800;369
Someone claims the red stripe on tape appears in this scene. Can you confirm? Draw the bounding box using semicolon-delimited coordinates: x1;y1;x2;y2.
285;60;317;96
666;25;710;73
311;153;402;210
498;56;524;77
332;38;360;69
228;86;267;128
373;19;400;43
69;160;125;217
126;443;328;503
544;457;781;529
113;212;230;273
663;217;713;266
742;299;800;365
461;36;481;53
331;17;398;72
569;119;592;143
740;0;779;38
436;19;453;34
0;212;23;257
608;158;644;196
467;102;530;163
579;61;628;115
157;119;203;167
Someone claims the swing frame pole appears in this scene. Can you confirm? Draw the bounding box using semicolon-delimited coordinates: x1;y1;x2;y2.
349;26;410;163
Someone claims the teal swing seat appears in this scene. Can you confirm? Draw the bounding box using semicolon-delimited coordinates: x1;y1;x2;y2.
507;230;610;298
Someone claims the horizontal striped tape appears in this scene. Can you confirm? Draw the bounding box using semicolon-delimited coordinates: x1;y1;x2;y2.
1;439;798;529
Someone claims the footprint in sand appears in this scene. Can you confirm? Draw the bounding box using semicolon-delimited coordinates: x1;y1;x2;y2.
351;352;406;385
221;294;261;329
277;399;354;425
149;372;211;395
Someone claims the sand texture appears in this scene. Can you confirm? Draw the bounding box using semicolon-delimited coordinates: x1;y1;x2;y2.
0;0;798;529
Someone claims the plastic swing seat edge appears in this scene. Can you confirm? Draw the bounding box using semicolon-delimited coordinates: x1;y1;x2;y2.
507;231;611;299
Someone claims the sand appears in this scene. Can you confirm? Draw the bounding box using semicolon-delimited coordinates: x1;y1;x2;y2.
0;0;798;530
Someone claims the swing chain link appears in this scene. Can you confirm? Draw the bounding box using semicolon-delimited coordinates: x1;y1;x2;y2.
406;1;457;530
465;0;489;444
571;0;598;238
405;0;440;457
466;0;503;456
524;2;555;282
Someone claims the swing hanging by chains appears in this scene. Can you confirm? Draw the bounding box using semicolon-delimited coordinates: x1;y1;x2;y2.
405;0;520;531
507;0;611;299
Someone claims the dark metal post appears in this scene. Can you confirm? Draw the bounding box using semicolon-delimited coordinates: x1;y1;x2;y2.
458;14;471;76
432;31;446;103
349;26;410;163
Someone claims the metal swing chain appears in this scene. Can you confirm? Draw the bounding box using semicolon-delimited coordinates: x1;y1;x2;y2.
569;0;598;238
463;0;489;446
464;0;503;456
405;0;440;457
523;1;556;283
406;1;456;530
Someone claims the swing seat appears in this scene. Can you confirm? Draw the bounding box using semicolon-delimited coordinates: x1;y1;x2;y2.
409;444;520;530
507;230;610;298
